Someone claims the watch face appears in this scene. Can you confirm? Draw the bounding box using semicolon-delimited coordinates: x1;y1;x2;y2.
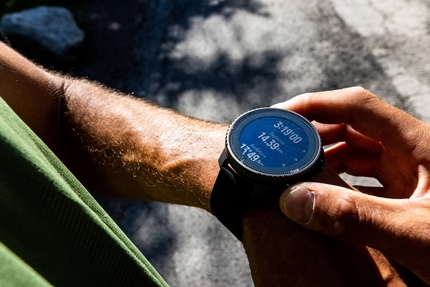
226;108;323;184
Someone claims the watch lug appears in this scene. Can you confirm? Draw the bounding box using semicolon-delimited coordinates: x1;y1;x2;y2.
218;148;228;167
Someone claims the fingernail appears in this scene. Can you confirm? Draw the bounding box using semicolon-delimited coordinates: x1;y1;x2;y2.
283;185;314;224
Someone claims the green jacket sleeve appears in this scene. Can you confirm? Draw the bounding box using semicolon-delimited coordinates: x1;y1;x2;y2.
0;97;168;287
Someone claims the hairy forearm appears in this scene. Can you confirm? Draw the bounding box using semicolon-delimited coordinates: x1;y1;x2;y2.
58;77;227;210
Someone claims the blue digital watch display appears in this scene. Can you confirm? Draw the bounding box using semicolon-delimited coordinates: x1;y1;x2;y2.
224;107;324;186
211;107;325;239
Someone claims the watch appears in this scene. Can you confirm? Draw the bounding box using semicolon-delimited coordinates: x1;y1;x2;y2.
210;107;325;239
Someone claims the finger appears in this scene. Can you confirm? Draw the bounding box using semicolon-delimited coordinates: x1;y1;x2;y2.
325;142;382;177
278;182;430;280
315;122;383;153
353;186;385;197
273;87;419;144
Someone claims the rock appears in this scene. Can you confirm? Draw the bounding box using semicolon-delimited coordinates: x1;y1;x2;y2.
0;6;84;67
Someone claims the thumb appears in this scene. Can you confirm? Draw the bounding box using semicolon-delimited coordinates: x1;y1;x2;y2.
279;182;412;253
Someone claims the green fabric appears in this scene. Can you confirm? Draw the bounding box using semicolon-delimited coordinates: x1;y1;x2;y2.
0;97;168;287
0;242;51;287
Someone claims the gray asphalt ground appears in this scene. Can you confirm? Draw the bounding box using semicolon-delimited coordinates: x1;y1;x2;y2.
36;0;430;286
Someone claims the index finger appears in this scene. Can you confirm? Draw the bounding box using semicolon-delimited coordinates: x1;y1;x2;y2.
272;87;419;144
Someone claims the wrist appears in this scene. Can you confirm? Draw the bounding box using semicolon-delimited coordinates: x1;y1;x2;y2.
157;125;228;211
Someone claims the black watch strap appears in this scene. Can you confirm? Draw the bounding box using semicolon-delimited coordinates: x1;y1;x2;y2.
210;165;252;240
211;146;324;240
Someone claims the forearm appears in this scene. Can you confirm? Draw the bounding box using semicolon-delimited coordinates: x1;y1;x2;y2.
0;42;226;210
57;77;227;210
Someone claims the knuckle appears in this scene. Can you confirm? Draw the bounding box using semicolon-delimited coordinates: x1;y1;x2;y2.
298;92;314;109
326;193;371;241
348;86;367;94
349;86;378;104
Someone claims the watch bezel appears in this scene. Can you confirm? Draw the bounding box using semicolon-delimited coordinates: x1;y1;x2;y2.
224;107;324;186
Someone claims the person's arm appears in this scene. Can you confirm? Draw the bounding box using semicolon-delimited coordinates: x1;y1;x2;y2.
0;41;225;210
58;79;412;285
0;42;414;286
56;73;415;285
57;77;227;209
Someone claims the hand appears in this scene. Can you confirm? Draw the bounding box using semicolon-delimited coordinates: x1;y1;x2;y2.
274;87;430;284
242;166;410;286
